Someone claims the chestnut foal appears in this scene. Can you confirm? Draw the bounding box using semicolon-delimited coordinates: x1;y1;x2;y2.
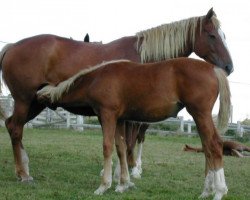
37;58;230;199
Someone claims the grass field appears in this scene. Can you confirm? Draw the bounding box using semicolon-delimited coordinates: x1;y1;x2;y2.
0;127;249;200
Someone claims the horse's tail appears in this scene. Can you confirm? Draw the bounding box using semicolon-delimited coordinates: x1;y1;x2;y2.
214;68;231;134
0;43;13;120
0;43;13;69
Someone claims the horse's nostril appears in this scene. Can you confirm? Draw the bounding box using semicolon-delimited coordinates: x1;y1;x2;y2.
225;64;234;75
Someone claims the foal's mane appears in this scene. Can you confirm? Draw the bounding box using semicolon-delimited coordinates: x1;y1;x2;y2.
136;15;220;62
37;60;130;103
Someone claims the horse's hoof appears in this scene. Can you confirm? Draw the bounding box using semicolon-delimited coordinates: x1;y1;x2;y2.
94;188;104;195
131;167;141;179
199;192;210;199
213;187;228;200
113;173;120;183
213;195;222;200
115;181;135;193
94;183;111;195
199;190;215;199
19;175;34;182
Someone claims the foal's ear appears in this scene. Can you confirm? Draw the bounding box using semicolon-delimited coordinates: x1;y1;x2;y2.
206;8;216;19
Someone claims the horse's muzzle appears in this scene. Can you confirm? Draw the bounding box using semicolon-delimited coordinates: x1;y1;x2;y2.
225;64;234;76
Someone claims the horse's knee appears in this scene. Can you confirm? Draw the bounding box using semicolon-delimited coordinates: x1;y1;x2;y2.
204;140;223;158
211;135;223;157
5;117;23;144
103;143;113;158
5;116;12;131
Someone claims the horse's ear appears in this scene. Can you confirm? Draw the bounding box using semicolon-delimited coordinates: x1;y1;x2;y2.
206;8;216;19
84;33;90;42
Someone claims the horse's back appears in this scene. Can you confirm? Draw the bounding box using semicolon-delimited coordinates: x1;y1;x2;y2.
2;34;107;97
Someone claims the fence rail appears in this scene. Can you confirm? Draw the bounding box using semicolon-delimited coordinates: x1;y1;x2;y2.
0;96;249;138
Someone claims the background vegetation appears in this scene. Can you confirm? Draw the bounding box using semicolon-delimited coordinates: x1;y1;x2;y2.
0;128;249;200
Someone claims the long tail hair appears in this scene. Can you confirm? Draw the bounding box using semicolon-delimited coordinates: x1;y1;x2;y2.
0;43;13;119
214;68;231;134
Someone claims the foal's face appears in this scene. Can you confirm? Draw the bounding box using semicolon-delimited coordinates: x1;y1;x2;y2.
194;8;233;75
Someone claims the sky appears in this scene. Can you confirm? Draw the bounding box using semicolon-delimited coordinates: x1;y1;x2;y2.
0;0;250;122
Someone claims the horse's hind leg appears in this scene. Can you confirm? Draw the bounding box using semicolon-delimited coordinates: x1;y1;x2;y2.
5;100;45;181
5;101;32;181
192;114;228;200
124;121;139;178
113;121;138;181
115;121;134;193
130;122;148;178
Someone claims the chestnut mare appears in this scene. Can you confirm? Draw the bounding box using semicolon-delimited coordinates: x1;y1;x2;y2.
37;57;231;199
0;8;233;183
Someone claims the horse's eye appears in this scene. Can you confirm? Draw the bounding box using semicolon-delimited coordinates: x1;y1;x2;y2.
209;34;216;40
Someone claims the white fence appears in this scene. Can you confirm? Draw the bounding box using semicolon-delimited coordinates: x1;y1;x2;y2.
0;95;249;137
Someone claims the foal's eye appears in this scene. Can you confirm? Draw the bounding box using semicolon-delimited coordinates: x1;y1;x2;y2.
209;34;216;40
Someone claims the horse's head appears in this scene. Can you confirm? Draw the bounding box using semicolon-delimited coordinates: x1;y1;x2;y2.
193;8;233;75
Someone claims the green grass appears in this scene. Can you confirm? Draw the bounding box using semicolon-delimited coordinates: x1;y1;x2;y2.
0;128;249;200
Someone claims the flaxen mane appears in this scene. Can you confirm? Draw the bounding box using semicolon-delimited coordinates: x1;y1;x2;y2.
136;15;220;62
37;60;130;103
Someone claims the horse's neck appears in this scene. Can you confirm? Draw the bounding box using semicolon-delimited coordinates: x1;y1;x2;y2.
106;35;193;63
175;43;193;58
105;36;141;62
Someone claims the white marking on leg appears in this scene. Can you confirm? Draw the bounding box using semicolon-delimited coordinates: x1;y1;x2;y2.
131;166;141;179
131;143;143;178
199;170;215;199
94;157;112;195
115;181;135;193
113;160;121;183
99;168;104;177
213;168;228;200
100;160;113;177
115;158;135;193
19;149;33;182
199;168;228;200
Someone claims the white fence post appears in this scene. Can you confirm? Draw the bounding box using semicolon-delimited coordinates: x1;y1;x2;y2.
7;95;13;117
76;115;84;131
187;120;192;134
179;116;184;132
236;121;244;137
46;108;51;123
66;112;70;128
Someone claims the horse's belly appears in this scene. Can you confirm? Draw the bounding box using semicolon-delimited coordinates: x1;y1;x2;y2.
124;101;184;122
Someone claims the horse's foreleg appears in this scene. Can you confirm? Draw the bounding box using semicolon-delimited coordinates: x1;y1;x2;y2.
194;115;227;200
94;110;116;195
115;122;134;193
